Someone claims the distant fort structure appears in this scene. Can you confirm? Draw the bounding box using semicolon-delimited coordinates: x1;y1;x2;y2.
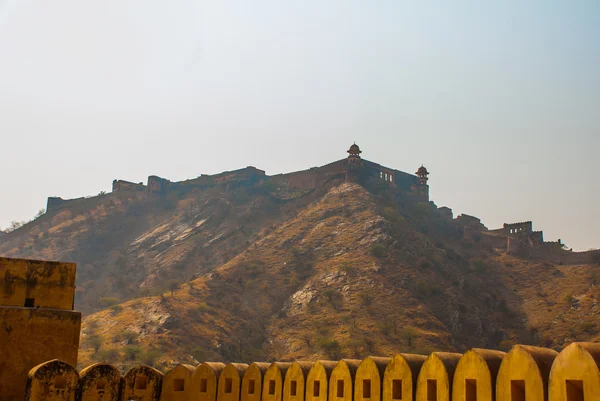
107;143;431;201
41;143;597;264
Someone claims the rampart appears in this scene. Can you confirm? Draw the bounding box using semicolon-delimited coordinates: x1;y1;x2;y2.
1;257;81;401
112;179;146;192
46;196;86;212
22;342;600;401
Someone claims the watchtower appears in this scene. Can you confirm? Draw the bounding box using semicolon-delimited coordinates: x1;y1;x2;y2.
0;257;81;401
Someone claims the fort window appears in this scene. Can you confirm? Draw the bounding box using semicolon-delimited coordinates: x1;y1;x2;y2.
427;379;437;401
510;380;525;401
24;298;34;307
269;380;276;395
290;380;297;396
248;379;256;394
337;380;344;398
363;379;371;399
96;380;106;391
465;379;477;401
135;375;148;390
174;378;185;392
313;381;320;397
200;378;208;393
54;376;67;390
225;378;233;393
566;380;584;401
392;380;402;400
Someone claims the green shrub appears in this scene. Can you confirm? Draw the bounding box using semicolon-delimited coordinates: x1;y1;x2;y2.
96;348;119;363
124;345;143;360
370;243;387;258
140;349;162;367
99;297;120;307
580;321;596;333
469;258;488;273
317;338;341;359
87;335;103;352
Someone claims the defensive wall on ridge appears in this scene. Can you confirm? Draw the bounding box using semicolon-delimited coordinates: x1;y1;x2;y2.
21;342;600;401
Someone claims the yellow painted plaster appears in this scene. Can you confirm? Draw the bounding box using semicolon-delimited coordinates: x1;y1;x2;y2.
415;352;462;401
161;364;195;401
496;345;557;401
189;362;226;401
382;354;427;401
283;361;315;401
305;361;336;401
355;357;390;401
328;360;361;401
452;349;505;401
241;362;270;401
24;359;79;401
217;363;249;401
121;364;163;401
262;362;292;401
549;342;600;401
78;363;122;401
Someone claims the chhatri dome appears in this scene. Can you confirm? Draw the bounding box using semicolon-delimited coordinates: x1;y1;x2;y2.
416;165;429;176
347;143;362;155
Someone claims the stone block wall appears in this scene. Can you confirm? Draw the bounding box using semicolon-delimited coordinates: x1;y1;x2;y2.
21;342;600;401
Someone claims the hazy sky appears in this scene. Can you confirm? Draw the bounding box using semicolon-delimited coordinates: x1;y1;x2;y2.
1;1;598;250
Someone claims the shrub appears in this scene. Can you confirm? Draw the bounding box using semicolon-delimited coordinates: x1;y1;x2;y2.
99;297;120;307
415;280;443;297
110;305;122;315
87;335;103;352
124;345;143;360
580;321;596;333
359;291;374;306
140;349;162;367
591;252;600;265
322;289;343;310
469;258;488;273
119;330;138;344
400;327;418;347
370;243;387;258
96;348;119;363
317;338;341;359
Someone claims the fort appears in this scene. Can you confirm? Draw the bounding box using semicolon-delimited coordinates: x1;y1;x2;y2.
2;256;600;400
106;143;430;202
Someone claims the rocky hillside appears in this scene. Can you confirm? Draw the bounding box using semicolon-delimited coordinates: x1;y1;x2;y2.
1;182;598;372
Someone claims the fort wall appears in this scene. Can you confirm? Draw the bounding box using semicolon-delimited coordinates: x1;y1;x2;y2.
22;342;600;401
1;257;81;401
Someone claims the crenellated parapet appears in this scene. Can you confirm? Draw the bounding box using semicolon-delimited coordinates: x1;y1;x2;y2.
21;341;600;401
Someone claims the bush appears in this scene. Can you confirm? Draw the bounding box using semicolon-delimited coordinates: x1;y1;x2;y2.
416;280;443;297
400;327;418;347
110;305;122;315
317;338;341;359
87;335;103;352
99;297;120;307
124;345;143;360
140;349;162;366
96;348;119;363
119;330;138;344
469;258;488;273
580;321;596;333
370;243;387;258
322;289;343;310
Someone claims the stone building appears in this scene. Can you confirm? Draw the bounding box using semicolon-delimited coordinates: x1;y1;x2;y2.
0;257;81;401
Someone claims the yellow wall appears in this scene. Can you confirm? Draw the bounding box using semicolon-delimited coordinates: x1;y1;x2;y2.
382;354;426;401
283;361;315;401
549;342;600;401
24;359;79;401
262;363;292;401
328;360;361;401
355;357;390;401
78;363;122;401
452;349;505;401
0;307;81;401
241;362;270;401
305;361;336;401
218;363;249;401
496;345;557;401
161;364;195;401
189;362;226;401
0;257;76;310
121;364;163;401
415;352;462;401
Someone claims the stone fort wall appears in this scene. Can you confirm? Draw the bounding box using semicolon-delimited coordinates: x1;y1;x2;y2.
22;342;600;401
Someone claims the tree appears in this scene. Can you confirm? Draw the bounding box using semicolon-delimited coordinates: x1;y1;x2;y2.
400;327;418;347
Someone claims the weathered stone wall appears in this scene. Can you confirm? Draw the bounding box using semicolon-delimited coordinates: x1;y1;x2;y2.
20;342;600;401
112;180;146;193
47;197;86;212
1;308;81;401
0;257;76;311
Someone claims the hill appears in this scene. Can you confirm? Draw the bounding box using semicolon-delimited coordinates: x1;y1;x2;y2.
1;152;599;372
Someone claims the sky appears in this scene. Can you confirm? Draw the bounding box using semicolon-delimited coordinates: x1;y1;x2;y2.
0;1;598;250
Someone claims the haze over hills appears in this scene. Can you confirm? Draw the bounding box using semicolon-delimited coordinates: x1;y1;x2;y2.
1;144;599;371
